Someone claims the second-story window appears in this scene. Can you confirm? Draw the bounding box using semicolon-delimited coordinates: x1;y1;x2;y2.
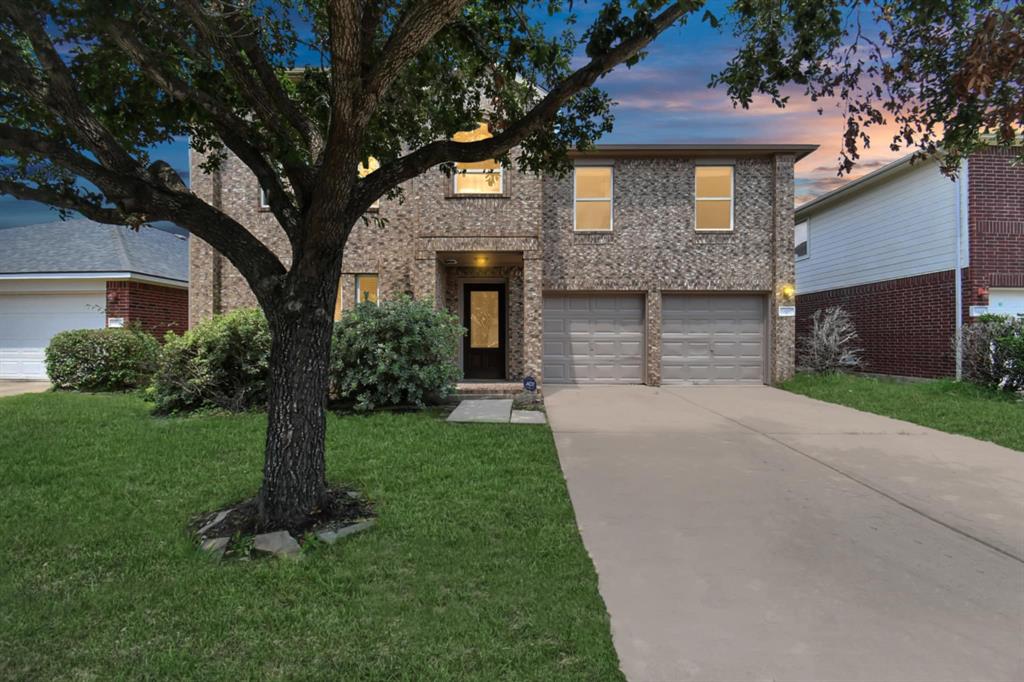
695;165;733;231
359;157;380;209
574;165;613;232
452;123;503;194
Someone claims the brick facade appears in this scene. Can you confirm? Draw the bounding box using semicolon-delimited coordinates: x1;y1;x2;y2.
796;271;957;378
965;146;1024;308
190;146;800;386
795;146;1022;379
106;280;189;338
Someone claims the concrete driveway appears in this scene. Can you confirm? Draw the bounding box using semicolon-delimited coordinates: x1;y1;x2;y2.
546;384;1024;682
0;380;50;398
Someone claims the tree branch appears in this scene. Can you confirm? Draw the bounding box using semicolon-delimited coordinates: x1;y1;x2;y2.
0;179;131;224
358;0;696;212
3;2;141;176
99;18;303;238
361;0;469;117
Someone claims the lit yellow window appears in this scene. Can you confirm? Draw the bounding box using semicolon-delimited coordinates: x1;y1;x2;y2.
356;274;378;304
359;157;380;209
453;123;503;194
574;166;613;231
695;166;733;231
333;279;344;321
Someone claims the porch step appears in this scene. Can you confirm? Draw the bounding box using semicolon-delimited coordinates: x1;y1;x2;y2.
449;381;537;403
454;381;523;396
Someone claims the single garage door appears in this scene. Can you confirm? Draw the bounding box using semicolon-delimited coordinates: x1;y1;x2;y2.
662;294;765;384
0;293;106;379
989;288;1024;318
543;294;644;384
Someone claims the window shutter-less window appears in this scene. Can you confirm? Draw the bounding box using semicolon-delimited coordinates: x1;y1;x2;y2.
695;166;733;231
574;166;613;231
453;124;503;194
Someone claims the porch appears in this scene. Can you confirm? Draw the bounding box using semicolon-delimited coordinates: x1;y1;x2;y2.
414;249;543;384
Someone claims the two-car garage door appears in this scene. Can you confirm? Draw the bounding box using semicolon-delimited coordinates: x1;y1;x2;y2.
542;293;765;385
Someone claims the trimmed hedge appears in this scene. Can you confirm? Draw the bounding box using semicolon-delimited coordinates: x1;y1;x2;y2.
45;327;160;391
150;308;271;414
330;296;463;410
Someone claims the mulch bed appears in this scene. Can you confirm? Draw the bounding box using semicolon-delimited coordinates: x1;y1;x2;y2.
190;486;375;542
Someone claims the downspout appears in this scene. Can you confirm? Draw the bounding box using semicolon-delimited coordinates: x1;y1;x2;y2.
954;158;969;380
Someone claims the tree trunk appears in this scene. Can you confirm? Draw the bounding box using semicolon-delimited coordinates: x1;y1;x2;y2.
258;303;335;528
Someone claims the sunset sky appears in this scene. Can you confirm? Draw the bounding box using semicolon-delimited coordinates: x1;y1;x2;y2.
0;3;909;228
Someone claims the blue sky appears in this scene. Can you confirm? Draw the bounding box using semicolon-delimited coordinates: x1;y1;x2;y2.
1;5;904;228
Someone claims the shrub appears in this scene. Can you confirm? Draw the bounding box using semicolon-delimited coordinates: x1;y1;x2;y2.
961;314;1024;392
45;327;159;391
797;306;864;373
151;308;271;414
330;296;463;410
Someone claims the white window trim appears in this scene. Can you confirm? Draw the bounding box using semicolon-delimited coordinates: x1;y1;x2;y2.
452;166;505;195
694;166;734;232
355;274;380;305
795;220;809;260
573;165;614;232
258;187;270;210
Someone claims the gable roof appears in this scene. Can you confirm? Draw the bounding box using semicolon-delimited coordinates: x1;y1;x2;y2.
0;219;188;283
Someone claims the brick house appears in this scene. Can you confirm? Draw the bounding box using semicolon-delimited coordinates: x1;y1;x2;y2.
0;219;189;379
190;138;816;388
794;146;1024;379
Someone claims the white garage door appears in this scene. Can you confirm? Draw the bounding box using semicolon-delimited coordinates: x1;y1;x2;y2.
0;293;106;379
543;294;645;384
989;289;1024;318
661;295;765;384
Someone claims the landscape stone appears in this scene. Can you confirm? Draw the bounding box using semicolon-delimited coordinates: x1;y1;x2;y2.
315;519;377;544
200;536;230;559
253;530;301;557
510;409;547;425
447;399;513;423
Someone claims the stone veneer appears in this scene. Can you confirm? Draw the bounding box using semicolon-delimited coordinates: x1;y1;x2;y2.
191;147;798;386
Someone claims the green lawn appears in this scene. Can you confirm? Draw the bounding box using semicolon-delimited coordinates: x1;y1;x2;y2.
782;373;1024;452
0;392;622;681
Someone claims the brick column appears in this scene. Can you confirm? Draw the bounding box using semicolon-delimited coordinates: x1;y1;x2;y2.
771;153;796;384
522;256;544;384
412;253;438;305
646;289;662;386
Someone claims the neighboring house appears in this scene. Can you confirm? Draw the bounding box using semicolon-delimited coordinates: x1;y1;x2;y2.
795;146;1024;378
0;220;189;380
190;138;816;387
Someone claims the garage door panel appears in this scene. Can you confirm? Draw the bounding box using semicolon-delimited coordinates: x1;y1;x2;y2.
0;292;106;379
543;294;645;384
662;295;765;385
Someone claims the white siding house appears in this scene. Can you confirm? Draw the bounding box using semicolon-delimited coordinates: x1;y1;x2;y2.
795;157;967;294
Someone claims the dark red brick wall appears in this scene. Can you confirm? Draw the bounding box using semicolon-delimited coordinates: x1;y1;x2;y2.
965;147;1024;312
106;281;189;338
796;270;957;378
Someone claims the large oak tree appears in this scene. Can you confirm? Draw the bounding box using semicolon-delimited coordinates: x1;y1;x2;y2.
1;0;1019;527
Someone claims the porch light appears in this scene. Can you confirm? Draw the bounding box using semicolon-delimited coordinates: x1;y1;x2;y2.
474;256;488;267
778;283;796;303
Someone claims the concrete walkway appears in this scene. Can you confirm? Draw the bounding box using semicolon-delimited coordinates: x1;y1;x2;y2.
546;384;1024;682
0;380;50;398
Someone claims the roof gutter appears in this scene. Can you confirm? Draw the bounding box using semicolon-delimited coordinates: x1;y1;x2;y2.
0;272;188;289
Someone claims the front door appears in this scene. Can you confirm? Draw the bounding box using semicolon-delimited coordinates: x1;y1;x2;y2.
463;283;506;380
